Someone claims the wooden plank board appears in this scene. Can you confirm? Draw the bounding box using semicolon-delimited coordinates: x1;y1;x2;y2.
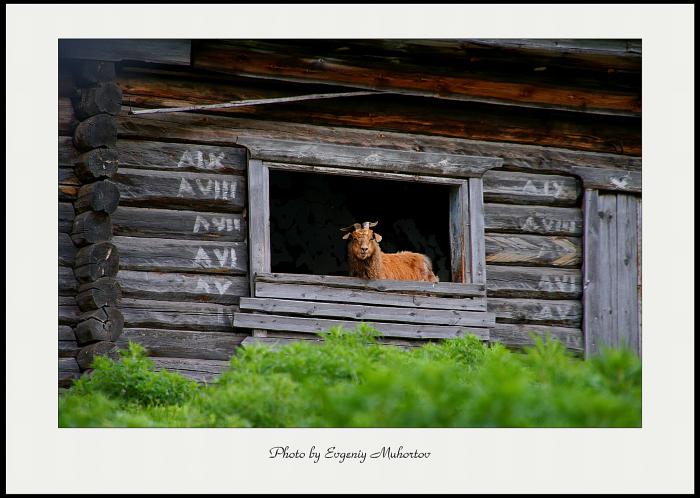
485;265;581;299
255;272;485;298
233;313;490;341
484;203;582;236
488;298;582;327
616;194;640;353
113;168;246;212
490;323;583;353
118;270;249;305
59;202;75;233
254;281;486;311
59;39;191;65
468;178;487;284
116;139;246;173
636;197;642;356
59;266;78;295
485;233;581;267
117;328;245;361
58;97;78;136
113;235;247;274
119;298;238;332
118;110;640;172
239;297;496;327
240;137;503;178
483;170;581;206
449;183;470;283
112;206;246;241
150;357;229;383
247;160;270;294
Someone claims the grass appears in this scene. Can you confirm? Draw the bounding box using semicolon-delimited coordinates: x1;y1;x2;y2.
58;325;642;428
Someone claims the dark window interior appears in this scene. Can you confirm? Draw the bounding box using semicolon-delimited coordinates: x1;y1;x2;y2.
269;170;452;282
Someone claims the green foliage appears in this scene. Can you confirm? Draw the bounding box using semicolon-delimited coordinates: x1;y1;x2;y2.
58;327;641;428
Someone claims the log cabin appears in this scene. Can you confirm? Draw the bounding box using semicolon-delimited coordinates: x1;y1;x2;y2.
58;39;642;386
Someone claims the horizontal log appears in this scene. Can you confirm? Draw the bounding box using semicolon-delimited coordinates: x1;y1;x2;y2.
484;203;582;236
485;234;581;267
74;179;121;214
59;339;80;358
58;357;80;384
118;270;248;305
59;136;79;166
120;298;239;332
59;202;75;233
485;265;582;299
73;60;116;86
117;328;245;361
240;336;321;350
240;297;496;327
255;272;485;297
59;296;80;325
76;277;122;311
59;39;191;65
73;114;118;151
192;41;640;115
74;82;123;119
233;313;489;341
73;241;119;282
116;111;640;192
116;139;246;173
112;206;246;241
262;330;429;349
150;357;229;383
70;211;113;246
241;137;503;178
255;281;485;311
117;70;640;155
59;325;76;341
76;341;119;370
74;148;120;182
58;168;79;201
483;171;580;206
490;323;583;353
113;168;246;212
488;298;582;327
58;97;78;135
58;233;76;268
59;266;78;295
113;236;247;274
75;306;124;345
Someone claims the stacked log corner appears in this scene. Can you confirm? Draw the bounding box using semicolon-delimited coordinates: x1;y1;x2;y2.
70;61;123;372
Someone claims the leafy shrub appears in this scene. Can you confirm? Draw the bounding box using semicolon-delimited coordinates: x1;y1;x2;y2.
59;327;641;428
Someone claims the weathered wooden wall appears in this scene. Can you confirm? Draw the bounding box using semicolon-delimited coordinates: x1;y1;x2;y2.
59;40;641;381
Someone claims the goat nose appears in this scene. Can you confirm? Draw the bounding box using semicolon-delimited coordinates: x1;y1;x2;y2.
361;246;368;252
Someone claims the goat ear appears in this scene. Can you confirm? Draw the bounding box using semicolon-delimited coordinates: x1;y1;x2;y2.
374;233;383;243
342;232;351;240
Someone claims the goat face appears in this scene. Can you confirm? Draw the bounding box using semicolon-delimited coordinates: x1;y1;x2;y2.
341;222;383;261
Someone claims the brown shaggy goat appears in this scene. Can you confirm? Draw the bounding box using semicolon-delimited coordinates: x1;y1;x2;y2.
340;221;439;283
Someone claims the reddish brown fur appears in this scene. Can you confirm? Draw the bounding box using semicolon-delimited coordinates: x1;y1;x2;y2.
345;227;439;282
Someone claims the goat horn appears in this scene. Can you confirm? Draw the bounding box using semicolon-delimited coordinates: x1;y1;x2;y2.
340;223;362;232
368;221;379;227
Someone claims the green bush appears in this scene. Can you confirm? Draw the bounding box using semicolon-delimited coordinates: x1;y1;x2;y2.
59;326;641;428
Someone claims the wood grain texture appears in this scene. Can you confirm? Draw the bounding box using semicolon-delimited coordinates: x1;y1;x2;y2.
117;270;249;305
59;39;191;65
59;202;75;233
254;281;486;311
59;266;78;295
74;147;120;182
490;323;583;353
76;341;120;370
485;265;581;299
449;183;470;283
59;296;80;325
240;297;496;327
59;233;76;268
75;306;124;345
73;242;119;282
150;357;229;383
468;178;487;284
484;203;582;236
247;160;270;294
58;358;81;387
76;278;122;311
74;180;121;214
58;97;78;136
113;236;247;274
116;139;246;173
70;211;113;246
485;233;581;267
112;206;246;241
119;298;239;332
117;328;245;360
483;171;581;206
74;82;123;119
233;313;490;341
113;168;246;212
73;114;118;151
488;298;581;327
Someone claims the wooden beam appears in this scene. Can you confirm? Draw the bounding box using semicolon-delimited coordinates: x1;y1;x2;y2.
449;182;470;283
247;159;270;295
59;39;191;65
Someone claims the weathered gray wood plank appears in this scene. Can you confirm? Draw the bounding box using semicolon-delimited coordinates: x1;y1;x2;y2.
59;233;76;268
233;313;489;341
240;297;496;327
58;136;79;166
113;236;247;274
58;296;80;325
59;358;81;387
485;265;581;299
583;190;603;356
636;197;642;356
241;138;503;178
118;270;249;305
59;202;75;234
449;182;470;283
616;194;640;353
117;328;245;361
485;233;581;267
112;206;246;241
254;281;486;311
490;323;583;353
255;272;485;297
119;298;238;332
150;357;229;383
113;168;245;212
247;160;270;295
484;203;582;236
116;139;246;173
59;39;191;65
484;171;579;206
488;298;582;327
468;178;487;284
59;266;79;295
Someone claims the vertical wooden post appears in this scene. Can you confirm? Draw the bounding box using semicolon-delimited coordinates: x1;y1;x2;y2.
468;178;486;285
448;182;470;283
246;159;270;297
